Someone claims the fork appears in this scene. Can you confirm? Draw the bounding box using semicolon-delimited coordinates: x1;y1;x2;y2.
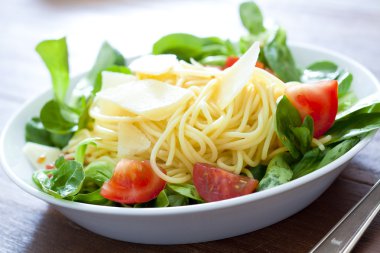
310;178;380;252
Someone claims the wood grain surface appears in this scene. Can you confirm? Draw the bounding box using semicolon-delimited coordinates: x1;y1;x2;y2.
1;0;380;252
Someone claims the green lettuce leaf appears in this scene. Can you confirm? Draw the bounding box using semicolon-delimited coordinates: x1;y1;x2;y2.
35;38;70;103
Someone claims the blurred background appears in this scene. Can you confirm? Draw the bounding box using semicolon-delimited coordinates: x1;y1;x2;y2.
1;0;379;102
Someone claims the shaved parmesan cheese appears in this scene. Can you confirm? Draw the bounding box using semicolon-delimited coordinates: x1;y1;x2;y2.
129;54;178;75
23;142;61;170
101;71;137;90
97;79;192;120
118;122;151;157
96;98;133;117
213;42;260;110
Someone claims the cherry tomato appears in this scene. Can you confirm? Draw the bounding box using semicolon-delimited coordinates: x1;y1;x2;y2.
101;159;166;204
223;56;239;69
193;163;258;202
285;80;338;138
255;61;265;69
223;56;266;70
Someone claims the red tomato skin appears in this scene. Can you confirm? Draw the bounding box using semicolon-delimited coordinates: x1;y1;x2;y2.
193;163;258;202
223;56;239;69
285;80;338;138
100;159;166;204
255;61;265;69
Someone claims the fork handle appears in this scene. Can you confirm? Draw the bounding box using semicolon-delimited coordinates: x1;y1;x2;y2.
310;179;380;253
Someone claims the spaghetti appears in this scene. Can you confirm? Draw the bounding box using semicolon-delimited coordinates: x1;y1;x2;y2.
64;58;286;184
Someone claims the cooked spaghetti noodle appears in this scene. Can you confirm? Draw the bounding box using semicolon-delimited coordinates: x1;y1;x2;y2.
64;58;286;184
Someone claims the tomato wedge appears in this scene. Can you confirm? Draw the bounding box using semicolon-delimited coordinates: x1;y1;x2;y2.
223;56;239;69
101;159;166;204
193;163;258;202
285;80;338;138
223;56;266;70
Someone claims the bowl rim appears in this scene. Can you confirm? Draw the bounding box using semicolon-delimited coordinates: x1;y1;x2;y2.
1;42;379;216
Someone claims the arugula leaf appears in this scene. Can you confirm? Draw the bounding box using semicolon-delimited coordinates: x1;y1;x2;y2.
35;38;70;103
153;33;204;61
239;1;265;35
275;96;313;158
258;153;293;191
167;183;204;202
40;100;77;134
33;157;85;198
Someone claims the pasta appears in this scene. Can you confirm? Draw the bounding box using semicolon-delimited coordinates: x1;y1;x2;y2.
64;57;286;184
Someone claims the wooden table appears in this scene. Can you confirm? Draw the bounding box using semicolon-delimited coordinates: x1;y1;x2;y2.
1;0;380;252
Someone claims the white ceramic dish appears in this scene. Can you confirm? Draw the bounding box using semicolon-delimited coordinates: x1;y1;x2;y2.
1;43;380;245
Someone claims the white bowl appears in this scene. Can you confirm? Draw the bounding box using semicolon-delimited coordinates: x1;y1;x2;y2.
1;43;380;245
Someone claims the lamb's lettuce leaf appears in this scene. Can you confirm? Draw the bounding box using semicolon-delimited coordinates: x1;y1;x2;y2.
36;38;70;103
33;157;85;198
27;38;127;148
239;1;265;35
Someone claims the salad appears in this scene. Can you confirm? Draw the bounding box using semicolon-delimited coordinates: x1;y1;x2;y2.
24;1;380;208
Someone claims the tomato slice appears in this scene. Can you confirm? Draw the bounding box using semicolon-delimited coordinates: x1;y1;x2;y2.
285;80;338;138
100;159;166;204
193;163;258;202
